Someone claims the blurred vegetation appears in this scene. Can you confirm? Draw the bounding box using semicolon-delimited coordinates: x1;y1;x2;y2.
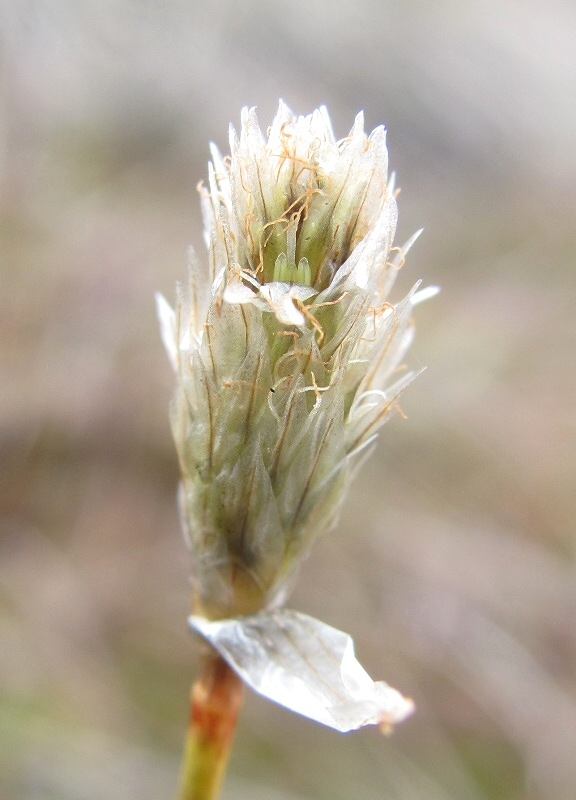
1;1;575;798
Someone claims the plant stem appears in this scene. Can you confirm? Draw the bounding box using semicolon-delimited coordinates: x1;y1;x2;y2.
178;649;244;800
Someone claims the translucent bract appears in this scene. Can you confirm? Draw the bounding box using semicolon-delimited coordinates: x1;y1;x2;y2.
190;610;415;733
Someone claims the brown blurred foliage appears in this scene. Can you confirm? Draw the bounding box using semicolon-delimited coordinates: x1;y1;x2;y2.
1;1;576;798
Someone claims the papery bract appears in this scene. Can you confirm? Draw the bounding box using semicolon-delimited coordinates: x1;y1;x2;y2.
190;610;414;733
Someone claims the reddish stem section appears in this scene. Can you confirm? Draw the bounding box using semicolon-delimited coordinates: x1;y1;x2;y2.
178;651;244;800
190;652;243;749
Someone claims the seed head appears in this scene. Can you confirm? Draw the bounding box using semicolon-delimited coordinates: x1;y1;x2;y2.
158;101;428;620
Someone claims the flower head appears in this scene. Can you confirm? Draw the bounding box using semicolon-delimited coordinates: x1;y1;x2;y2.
158;102;433;733
158;102;430;622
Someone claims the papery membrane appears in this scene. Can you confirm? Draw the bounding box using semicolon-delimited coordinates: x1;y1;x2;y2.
190;609;414;733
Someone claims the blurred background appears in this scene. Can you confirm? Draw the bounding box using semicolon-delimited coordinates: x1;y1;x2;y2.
1;1;575;798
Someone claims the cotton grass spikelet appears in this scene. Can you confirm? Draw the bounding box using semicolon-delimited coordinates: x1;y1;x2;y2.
158;102;435;798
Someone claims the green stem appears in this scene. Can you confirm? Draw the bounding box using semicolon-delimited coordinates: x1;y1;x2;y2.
178;650;244;800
